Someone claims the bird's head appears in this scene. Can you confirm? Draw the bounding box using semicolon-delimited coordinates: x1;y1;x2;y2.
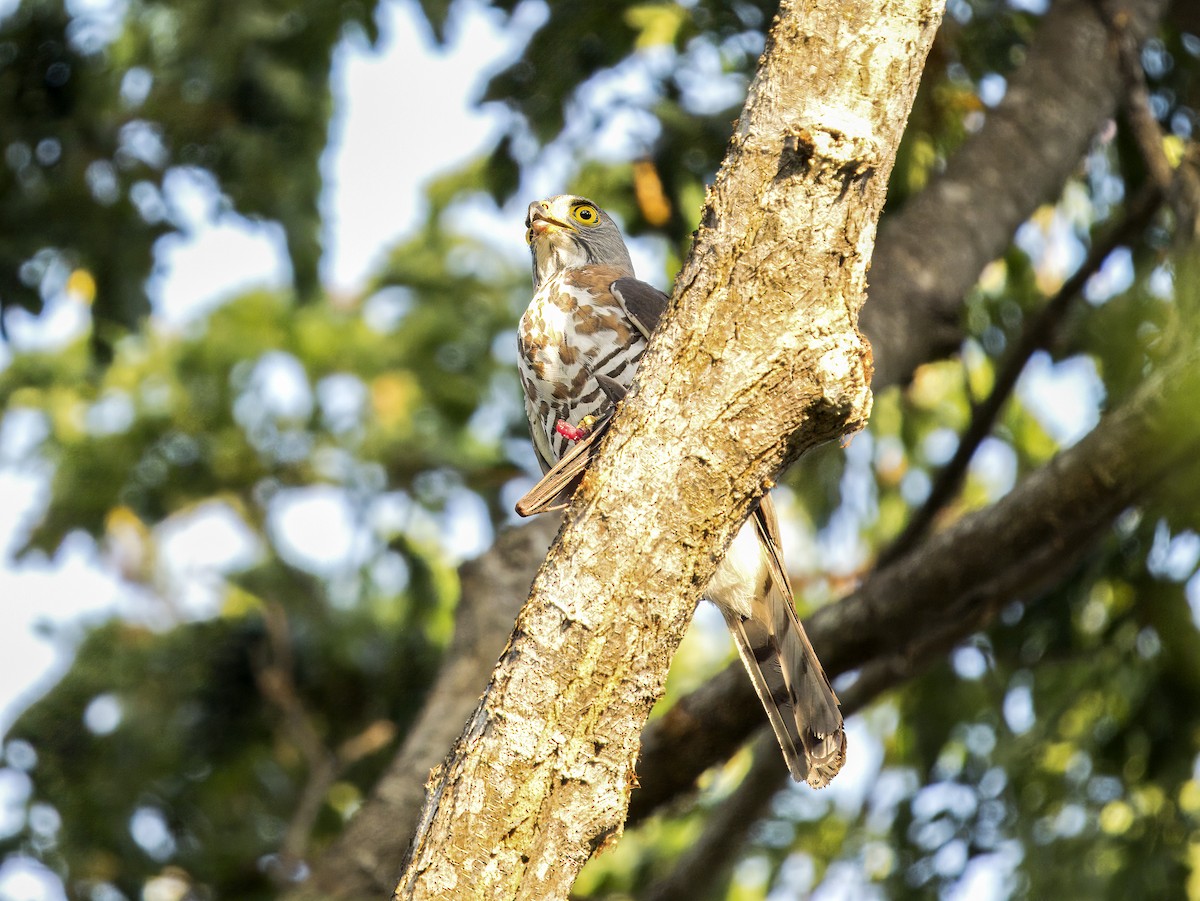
525;194;634;288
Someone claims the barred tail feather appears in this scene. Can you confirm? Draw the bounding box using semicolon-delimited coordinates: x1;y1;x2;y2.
711;495;845;787
722;608;806;781
722;584;845;787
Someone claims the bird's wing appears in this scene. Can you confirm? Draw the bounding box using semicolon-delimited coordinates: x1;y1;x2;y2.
611;277;669;339
513;281;645;517
514;371;629;517
523;396;558;476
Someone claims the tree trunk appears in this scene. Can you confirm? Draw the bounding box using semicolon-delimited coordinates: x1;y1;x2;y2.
392;1;944;898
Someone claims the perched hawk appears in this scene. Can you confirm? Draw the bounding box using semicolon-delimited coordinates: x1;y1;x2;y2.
517;194;845;788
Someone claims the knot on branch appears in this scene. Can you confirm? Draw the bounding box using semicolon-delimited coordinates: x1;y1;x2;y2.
771;111;881;197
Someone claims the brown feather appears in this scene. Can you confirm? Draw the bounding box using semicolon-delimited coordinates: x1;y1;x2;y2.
728;496;845;787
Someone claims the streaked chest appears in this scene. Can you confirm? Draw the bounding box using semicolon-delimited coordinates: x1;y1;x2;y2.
518;269;641;405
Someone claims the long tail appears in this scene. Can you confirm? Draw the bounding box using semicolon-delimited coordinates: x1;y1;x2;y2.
721;497;845;787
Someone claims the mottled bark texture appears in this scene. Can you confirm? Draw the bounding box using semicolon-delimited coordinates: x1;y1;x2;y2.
288;1;1175;897
392;1;943;899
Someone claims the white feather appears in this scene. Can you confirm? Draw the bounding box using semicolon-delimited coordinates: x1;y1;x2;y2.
705;519;767;619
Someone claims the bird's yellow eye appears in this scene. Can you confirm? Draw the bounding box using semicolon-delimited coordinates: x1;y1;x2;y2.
571;203;600;226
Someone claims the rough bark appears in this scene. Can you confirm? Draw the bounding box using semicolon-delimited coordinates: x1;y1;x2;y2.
288;2;1177;896
861;0;1169;390
392;1;942;898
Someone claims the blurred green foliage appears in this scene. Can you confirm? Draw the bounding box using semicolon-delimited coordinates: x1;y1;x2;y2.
0;0;378;351
1;0;1199;899
0;200;527;895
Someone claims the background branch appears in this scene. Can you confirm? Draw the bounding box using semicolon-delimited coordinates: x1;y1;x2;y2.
640;731;785;901
253;601;340;875
1102;0;1200;239
289;517;559;901
628;346;1200;821
862;0;1169;390
640;659;916;901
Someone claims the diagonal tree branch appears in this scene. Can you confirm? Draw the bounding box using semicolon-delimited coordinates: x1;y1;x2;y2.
393;1;942;897
292;1;1176;896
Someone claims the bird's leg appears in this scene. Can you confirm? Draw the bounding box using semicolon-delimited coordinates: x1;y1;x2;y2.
555;416;597;442
555;372;626;443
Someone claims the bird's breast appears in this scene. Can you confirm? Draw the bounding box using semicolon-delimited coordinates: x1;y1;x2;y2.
519;273;646;461
521;281;638;396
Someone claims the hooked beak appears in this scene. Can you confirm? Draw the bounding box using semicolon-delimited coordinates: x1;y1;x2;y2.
528;205;574;237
